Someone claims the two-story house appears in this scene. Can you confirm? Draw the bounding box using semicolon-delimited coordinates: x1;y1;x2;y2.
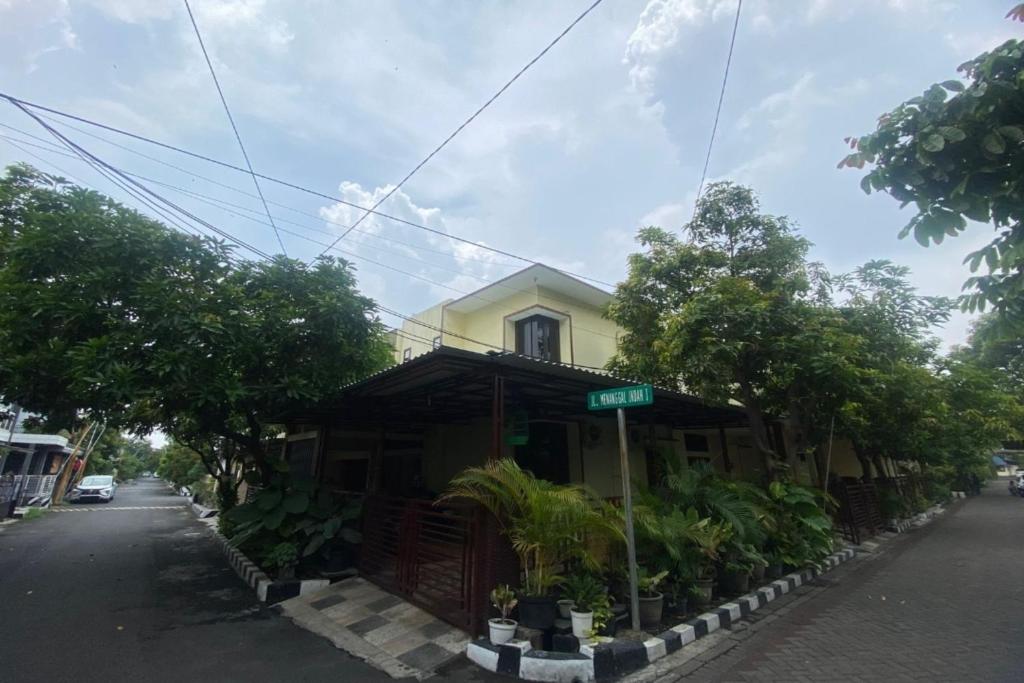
392;263;619;369
281;262;889;634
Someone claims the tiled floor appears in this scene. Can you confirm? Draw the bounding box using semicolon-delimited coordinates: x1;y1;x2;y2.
278;577;471;680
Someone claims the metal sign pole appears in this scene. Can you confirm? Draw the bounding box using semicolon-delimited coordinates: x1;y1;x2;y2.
617;407;641;632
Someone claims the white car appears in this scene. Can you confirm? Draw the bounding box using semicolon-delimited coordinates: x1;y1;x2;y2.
71;475;117;503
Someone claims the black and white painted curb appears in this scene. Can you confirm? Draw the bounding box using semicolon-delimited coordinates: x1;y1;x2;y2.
467;547;858;683
192;506;330;604
191;501;218;519
211;531;330;603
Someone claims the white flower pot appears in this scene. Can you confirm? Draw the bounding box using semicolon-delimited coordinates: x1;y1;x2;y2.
557;599;575;619
570;609;593;639
489;618;517;645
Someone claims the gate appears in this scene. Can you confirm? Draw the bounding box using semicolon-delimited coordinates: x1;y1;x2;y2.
360;495;483;633
830;479;883;545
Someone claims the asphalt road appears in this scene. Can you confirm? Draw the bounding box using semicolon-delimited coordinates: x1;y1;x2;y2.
0;479;394;683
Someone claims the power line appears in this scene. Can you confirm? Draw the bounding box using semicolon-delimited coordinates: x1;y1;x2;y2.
690;0;743;223
1;134;209;243
0;124;616;342
315;0;607;258
9;97;273;259
3;121;616;370
3;119;619;346
0;93;615;288
183;0;286;256
0;118;523;271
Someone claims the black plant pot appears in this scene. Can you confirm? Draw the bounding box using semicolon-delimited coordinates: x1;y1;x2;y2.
517;595;557;630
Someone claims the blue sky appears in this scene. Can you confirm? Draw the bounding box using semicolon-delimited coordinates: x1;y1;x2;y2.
0;0;1019;352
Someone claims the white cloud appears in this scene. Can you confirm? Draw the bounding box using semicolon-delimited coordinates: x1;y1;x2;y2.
640;201;688;229
624;0;721;93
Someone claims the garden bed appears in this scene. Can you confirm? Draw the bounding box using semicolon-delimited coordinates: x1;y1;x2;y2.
467;547;857;682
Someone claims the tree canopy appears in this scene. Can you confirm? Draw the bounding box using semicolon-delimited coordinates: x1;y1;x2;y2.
608;181;1021;492
0;164;392;506
841;28;1024;316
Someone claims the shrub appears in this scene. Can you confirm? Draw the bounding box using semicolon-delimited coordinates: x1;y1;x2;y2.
222;476;362;577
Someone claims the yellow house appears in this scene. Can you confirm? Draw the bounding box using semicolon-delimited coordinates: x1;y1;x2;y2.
393;263;620;370
280;263;909;634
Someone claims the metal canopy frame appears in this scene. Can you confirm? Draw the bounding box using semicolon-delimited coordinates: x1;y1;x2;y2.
296;347;748;432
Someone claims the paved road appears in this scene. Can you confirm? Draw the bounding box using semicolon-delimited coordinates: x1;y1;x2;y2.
635;482;1024;682
0;479;393;683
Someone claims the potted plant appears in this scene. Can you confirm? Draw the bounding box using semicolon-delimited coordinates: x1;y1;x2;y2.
263;542;299;580
557;598;575;620
694;520;732;608
590;597;616;639
441;459;624;631
637;568;669;628
489;585;519;644
562;573;607;639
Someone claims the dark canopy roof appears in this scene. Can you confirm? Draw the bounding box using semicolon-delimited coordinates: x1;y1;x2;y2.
293;347;747;431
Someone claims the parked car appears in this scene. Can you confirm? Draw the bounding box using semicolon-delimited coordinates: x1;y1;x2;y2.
70;475;118;503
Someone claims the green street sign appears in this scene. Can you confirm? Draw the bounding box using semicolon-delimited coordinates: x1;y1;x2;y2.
587;384;654;411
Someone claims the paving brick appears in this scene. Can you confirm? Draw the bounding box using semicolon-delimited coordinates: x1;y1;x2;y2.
624;489;1021;682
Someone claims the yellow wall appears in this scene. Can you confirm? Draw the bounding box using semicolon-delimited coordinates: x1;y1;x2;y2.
392;280;621;368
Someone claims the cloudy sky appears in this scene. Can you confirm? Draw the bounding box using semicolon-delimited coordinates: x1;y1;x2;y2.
0;0;1019;351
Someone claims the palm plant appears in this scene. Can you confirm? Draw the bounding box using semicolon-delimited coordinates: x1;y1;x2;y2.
439;458;624;596
660;460;768;546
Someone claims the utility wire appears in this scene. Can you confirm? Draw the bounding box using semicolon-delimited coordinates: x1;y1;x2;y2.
9;98;272;259
183;0;287;255
0;119;522;270
315;0;607;258
0;125;619;341
0;94;614;288
4;124;615;371
690;0;742;223
5;110;622;361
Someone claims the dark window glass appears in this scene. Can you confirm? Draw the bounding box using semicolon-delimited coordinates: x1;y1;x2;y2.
684;433;710;452
515;315;560;362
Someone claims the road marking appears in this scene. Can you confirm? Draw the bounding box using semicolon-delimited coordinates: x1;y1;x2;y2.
49;506;188;512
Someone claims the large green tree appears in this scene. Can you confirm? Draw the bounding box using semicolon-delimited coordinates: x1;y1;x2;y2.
841;13;1024;315
0;164;391;507
608;182;812;478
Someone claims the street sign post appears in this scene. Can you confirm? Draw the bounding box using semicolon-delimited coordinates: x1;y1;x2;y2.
587;383;653;632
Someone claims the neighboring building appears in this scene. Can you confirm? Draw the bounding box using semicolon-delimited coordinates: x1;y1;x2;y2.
0;429;74;508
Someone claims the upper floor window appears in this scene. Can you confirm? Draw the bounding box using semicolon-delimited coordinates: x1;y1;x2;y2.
432;336;441;349
515;315;560;362
403;347;412;361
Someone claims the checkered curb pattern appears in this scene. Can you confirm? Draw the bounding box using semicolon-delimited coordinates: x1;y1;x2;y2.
199;509;329;604
467;547;858;683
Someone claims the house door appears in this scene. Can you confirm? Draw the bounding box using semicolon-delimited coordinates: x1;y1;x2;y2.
515;422;570;484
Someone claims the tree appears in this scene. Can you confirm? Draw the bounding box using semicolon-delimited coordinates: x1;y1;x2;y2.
156;442;208;491
0;164;392;508
841;15;1024;315
608;182;812;478
85;431;156;481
